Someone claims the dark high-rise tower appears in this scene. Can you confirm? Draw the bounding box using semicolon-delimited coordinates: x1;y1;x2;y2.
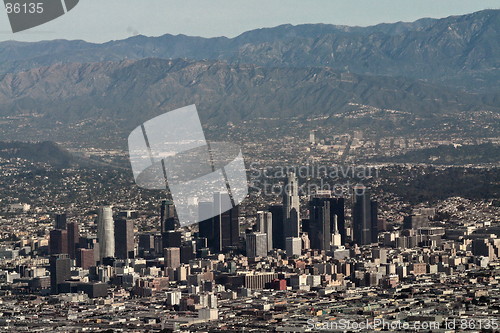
308;192;345;243
114;219;134;259
269;205;284;250
49;254;71;294
49;229;68;255
220;205;240;250
55;213;67;230
283;172;300;239
67;222;79;259
198;193;239;253
352;186;378;246
160;200;177;232
309;198;331;251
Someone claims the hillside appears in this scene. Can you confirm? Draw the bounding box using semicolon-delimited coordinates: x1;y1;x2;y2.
0;58;498;146
0;141;77;168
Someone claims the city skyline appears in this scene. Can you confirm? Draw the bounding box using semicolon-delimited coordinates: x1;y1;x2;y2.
0;4;497;331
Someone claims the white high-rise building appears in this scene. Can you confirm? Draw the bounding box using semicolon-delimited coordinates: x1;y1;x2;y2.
97;206;115;261
256;211;273;251
283;171;300;238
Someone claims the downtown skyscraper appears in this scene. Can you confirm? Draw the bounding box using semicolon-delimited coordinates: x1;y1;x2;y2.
352;186;378;246
49;254;71;294
160;200;177;232
256;211;273;252
97;206;115;261
67;222;79;259
114;218;134;259
282;171;300;240
268;205;284;250
309;198;331;251
198;192;240;253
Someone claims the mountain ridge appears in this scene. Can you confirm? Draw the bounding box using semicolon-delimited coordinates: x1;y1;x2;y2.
0;9;498;92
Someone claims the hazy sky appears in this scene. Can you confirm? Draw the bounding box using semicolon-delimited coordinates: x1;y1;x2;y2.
0;0;498;43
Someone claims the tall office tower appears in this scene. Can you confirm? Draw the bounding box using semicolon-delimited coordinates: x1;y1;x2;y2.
222;205;240;250
66;222;79;259
49;254;71;294
370;201;379;244
285;208;300;239
49;229;68;255
256;211;273;251
76;248;95;269
164;247;181;269
285;237;302;257
199;194;239;253
352;186;378;246
213;192;237;252
269;205;284;250
212;192;225;252
310;193;346;244
160;200;177;232
97;206;115;261
283;171;301;239
55;213;67;230
246;233;268;258
114;219;134;259
309;198;331;251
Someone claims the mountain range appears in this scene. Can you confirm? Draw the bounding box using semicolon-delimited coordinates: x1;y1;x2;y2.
0;9;498;92
0;9;498;147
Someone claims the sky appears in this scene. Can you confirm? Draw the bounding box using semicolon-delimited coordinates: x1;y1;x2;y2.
0;0;499;43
